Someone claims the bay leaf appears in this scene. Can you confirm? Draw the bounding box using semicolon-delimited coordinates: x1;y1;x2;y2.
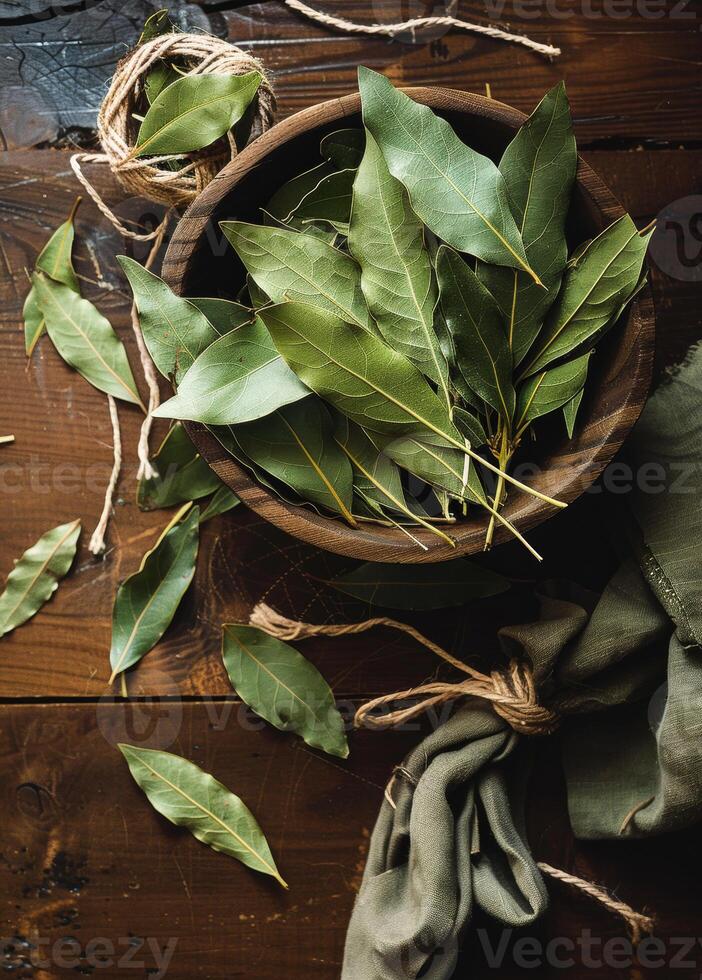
563;388;585;439
436;246;515;423
330;559;508;610
135;72;261;157
144;62;181;104
119;744;286;887
24;202;80;356
265;162;335;225
286;168;355;230
200;485;240;522
0;519;80;637
137;422;222;511
187;297;252;335
358;67;537;281
320;127;365;169
452;406;487;448
259;302;462;448
221;624;349;759
384;431;485;508
515;352;591;434
520;215;653;377
109;504;200;683
348;131;449;405
333;418;455;546
138;8;175;44
118;257;220;382
220;222;373;331
153;318;310;425
33;274;144;407
234;400;356;524
478;82;577;365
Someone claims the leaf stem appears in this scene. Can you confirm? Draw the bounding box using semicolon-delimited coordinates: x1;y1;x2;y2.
485;424;510;551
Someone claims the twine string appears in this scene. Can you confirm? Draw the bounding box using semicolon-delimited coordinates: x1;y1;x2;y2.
283;0;560;58
248;603;559;734
89;395;122;555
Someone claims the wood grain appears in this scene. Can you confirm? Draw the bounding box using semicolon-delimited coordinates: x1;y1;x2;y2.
163;87;654;562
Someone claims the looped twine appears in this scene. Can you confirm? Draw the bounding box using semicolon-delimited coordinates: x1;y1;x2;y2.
248;603;559;735
71;33;275;240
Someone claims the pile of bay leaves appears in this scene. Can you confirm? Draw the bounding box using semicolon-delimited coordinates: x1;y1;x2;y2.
125;67;652;558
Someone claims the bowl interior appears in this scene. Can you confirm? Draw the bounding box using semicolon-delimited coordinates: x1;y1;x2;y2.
165;90;654;562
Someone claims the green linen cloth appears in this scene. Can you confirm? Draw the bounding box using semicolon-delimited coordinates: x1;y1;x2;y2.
343;344;702;979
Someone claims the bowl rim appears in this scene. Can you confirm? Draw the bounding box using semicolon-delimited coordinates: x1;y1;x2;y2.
162;86;655;563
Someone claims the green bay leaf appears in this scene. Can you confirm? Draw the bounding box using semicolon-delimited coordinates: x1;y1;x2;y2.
24;204;80;356
0;519;81;636
33;274;143;407
478;82;577;366
154;318;310;425
137;423;223;511
348;131;449;405
358;67;537;281
119;744;286;886
186;297;252;335
330;559;508;610
436;246;515;423
109;504;200;682
222;624;349;759
221;222;372;331
234;399;355;523
521;215;653;377
320;127;365;169
119;257;221;382
135;72;261;157
200;485;240;523
515;352;591;435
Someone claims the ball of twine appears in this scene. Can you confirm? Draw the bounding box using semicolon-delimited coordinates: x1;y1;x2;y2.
71;33;276;240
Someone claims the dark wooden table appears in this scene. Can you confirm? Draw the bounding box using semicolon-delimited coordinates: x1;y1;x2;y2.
1;2;701;977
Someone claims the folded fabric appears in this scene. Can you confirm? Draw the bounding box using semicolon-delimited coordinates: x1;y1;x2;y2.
343;344;702;979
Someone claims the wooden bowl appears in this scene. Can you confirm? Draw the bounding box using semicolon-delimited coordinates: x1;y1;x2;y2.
162;87;654;563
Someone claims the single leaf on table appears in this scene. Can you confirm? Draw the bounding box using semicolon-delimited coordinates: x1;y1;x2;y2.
200;485;240;523
330;559;508;610
320;127;365;169
358;67;537;281
187;297;252;335
109;504;200;683
118;257;220;382
0;519;81;637
119;744;286;887
521;215;653;377
33;275;144;407
220;222;373;331
137;423;222;511
436;246;515;424
154;318;310;425
259;302;462;449
348;131;449;405
234;400;356;524
134;72;261;157
478;82;577;366
24;200;80;356
221;624;349;759
515;352;591;434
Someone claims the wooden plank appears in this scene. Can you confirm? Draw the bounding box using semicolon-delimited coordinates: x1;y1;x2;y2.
1;703;700;979
218;0;702;143
0;146;700;697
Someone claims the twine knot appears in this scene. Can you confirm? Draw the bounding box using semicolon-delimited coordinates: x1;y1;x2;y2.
249;603;558;735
